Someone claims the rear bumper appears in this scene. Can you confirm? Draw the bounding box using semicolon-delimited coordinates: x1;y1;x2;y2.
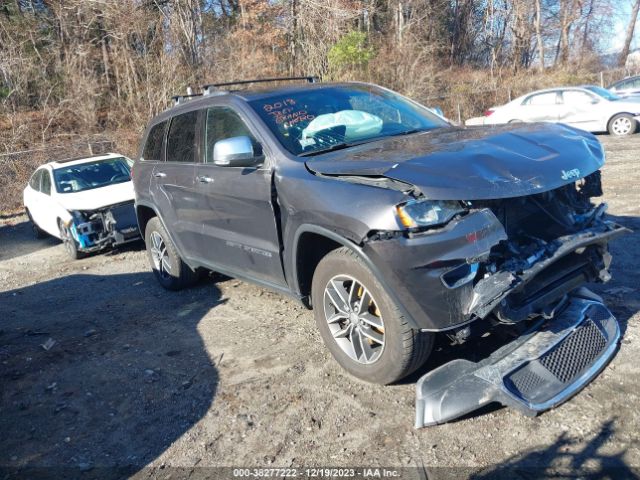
415;289;619;427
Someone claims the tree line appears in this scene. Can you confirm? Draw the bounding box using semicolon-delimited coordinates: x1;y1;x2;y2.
0;0;637;149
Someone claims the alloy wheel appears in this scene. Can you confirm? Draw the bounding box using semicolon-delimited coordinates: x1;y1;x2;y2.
149;231;172;278
323;275;385;364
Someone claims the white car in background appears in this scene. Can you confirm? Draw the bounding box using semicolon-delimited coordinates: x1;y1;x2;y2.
23;153;140;259
475;85;640;136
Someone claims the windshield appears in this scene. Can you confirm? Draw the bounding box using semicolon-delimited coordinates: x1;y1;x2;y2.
53;157;131;193
585;86;620;101
248;85;448;156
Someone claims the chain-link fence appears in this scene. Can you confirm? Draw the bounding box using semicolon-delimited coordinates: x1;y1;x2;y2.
0;138;115;214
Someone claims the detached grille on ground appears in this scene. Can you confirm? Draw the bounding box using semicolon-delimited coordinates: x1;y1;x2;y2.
504;307;614;403
539;319;607;383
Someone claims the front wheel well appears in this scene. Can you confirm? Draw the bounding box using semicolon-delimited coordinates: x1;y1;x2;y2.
136;205;157;238
295;232;342;303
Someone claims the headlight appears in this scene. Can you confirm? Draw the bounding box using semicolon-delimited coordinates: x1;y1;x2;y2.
396;199;465;229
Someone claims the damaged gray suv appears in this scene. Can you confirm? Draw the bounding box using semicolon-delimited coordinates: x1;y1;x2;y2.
133;78;628;426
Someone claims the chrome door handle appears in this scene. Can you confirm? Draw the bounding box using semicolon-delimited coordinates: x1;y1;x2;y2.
153;172;167;178
197;175;214;184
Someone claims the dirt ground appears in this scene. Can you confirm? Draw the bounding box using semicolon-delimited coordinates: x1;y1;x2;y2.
1;135;639;479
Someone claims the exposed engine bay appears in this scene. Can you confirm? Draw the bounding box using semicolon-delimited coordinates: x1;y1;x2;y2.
461;170;627;326
67;200;140;252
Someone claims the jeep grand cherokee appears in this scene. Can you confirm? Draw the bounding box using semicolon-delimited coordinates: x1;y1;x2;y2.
133;78;628;426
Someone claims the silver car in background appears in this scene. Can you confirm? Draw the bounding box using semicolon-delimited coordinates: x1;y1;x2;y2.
477;85;640;136
608;75;640;98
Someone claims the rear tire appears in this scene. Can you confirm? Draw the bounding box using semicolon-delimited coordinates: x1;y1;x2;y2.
608;114;636;136
145;217;199;291
26;209;46;239
311;247;433;384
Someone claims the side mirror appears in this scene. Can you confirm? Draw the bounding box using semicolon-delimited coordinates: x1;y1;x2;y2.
213;136;261;167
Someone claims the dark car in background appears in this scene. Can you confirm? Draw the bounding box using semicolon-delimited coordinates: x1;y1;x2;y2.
132;78;627;426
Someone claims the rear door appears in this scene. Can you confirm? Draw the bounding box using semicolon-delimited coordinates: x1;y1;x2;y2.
25;169;44;225
38;169;59;234
149;110;203;258
192;104;286;286
27;169;58;236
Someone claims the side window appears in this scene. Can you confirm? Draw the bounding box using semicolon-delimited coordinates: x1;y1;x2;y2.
29;170;42;191
142;121;167;161
41;170;52;195
204;107;255;164
166;111;198;163
562;91;594;105
524;92;558;106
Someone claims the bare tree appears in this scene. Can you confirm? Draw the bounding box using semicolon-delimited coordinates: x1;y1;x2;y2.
535;0;545;71
620;0;640;66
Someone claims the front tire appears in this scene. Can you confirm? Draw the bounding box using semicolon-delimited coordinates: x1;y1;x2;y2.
311;247;433;384
145;217;199;291
58;220;84;260
608;114;636;136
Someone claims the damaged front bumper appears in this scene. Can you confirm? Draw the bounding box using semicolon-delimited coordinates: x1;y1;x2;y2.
363;209;628;331
415;288;619;427
66;200;140;252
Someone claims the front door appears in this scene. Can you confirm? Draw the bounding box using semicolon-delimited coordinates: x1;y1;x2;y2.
192;106;286;287
557;90;599;131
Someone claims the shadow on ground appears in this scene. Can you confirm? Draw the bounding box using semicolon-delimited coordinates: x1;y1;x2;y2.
469;418;639;479
0;271;225;478
0;218;59;261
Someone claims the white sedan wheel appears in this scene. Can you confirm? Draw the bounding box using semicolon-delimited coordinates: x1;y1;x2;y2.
609;114;635;136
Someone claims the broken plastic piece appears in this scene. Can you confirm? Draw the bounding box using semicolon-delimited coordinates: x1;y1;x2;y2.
415;289;619;427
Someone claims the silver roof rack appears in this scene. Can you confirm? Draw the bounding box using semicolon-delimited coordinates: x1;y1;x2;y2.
202;76;319;95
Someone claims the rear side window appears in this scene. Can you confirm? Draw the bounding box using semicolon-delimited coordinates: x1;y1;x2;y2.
41;170;52;195
29;170;42;191
562;91;594;105
166;111;198;163
143;121;167;161
524;92;558;106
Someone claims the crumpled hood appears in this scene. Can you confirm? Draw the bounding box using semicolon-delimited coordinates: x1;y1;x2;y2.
305;123;604;200
57;181;135;211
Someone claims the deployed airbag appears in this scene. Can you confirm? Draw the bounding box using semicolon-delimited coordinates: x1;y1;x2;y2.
302;110;383;142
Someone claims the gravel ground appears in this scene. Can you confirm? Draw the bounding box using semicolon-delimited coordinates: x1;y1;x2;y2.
1;135;639;479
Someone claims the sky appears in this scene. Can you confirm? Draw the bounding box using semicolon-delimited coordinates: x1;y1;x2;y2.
606;0;635;53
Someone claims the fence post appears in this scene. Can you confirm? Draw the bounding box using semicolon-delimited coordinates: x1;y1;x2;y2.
600;71;604;87
457;102;462;124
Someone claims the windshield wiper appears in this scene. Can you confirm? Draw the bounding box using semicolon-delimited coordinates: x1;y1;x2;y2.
299;141;360;157
385;127;434;137
299;128;436;157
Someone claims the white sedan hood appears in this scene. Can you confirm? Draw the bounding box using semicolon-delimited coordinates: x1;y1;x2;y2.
57;181;135;211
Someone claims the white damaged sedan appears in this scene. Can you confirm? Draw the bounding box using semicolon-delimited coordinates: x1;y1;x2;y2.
23;153;141;259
